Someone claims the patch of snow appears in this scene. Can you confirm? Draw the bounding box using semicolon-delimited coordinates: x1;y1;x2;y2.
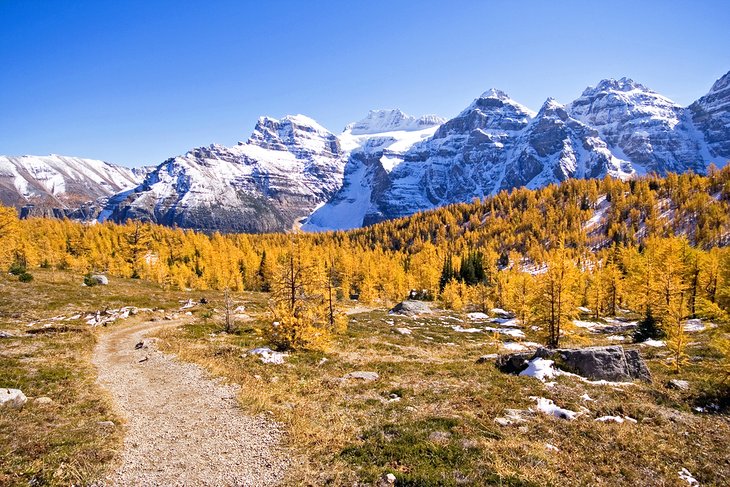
683;319;706;332
529;396;579;420
595;415;637;424
519;358;564;382
577;306;592;313
452;325;482;333
580;393;594;402
545;443;560;452
248;347;287;365
501;341;541;352
467;312;489;320
640;339;666;347
678;467;699;486
607;335;626;341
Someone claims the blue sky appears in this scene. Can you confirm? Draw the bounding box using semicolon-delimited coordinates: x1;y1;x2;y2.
1;0;729;167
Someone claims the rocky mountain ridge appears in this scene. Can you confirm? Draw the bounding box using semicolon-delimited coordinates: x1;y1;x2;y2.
3;70;729;232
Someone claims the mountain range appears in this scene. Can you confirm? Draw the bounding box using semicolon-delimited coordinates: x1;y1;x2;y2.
2;70;729;233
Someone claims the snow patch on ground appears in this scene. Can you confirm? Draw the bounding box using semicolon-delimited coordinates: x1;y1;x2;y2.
530;397;579;420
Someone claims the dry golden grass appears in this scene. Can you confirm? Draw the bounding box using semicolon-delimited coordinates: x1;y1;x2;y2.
155;300;730;486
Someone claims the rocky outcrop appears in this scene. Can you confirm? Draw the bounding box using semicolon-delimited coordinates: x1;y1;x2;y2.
496;346;651;382
388;300;432;317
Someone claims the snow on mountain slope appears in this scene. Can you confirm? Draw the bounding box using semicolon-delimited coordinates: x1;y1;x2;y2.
101;115;346;233
567;78;711;174
302;110;444;231
0;154;146;218
689;71;730;164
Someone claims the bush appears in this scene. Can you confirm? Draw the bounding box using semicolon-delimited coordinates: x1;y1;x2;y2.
18;272;34;283
83;274;98;287
8;261;26;276
633;308;664;343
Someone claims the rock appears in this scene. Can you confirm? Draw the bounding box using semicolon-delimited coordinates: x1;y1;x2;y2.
388;300;431;317
476;354;499;364
0;388;28;408
97;420;116;428
428;431;451;442
667;379;690;391
378;473;397;486
90;274;109;285
0;330;14;338
394;327;412;335
494;417;511;427
495;346;652;382
34;396;53;405
135;341;144;350
343;371;380;381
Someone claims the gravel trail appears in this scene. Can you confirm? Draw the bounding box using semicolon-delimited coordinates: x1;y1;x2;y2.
93;319;288;486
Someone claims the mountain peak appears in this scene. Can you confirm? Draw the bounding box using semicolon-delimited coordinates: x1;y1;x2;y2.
345;109;445;135
708;70;730;95
479;88;511;100
583;77;649;96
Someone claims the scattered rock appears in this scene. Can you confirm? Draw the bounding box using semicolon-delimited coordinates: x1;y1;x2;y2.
97;420;116;428
34;396;53;405
199;297;208;304
496;346;651;382
138;357;149;363
90;274;109;285
378;473;397;486
388;300;431;317
0;388;28;408
135;341;144;350
428;431;451;442
343;371;380;381
394;327;412;335
0;330;14;338
667;379;690;391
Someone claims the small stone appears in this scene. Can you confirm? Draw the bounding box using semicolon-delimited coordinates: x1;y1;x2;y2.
35;396;53;405
97;420;115;428
343;371;380;381
378;473;397;486
394;327;412;335
0;388;27;408
428;431;451;442
135;341;144;350
0;331;14;338
667;379;690;391
495;417;511;426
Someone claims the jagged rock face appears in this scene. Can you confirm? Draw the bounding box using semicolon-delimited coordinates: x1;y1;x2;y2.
0;155;147;218
506;99;633;189
367;90;535;221
690;71;730;162
568;78;709;174
102;115;346;233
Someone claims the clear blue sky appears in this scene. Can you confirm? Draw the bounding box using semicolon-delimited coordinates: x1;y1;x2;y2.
1;0;729;167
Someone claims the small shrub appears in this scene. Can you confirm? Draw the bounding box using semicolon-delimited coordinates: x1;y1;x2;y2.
634;308;663;343
8;261;26;276
18;272;33;283
83;274;98;287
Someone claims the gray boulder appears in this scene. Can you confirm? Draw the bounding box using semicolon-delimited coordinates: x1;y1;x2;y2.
495;346;651;382
388;300;431;317
667;379;690;391
0;388;27;408
90;274;109;285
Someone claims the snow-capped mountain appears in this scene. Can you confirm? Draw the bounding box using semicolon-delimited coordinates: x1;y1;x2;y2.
689;71;730;161
101;115;346;233
302;109;445;231
309;72;730;229
567;78;711;174
5;70;730;233
0;154;147;218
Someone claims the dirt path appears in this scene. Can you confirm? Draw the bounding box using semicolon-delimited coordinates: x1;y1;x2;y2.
92;319;288;486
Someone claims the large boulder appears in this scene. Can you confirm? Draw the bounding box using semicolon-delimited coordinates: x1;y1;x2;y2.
495;346;651;382
388;300;431;317
90;274;109;285
0;388;28;408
